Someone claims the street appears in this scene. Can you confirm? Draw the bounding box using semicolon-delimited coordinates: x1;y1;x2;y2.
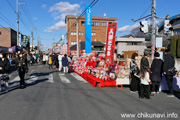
0;65;179;120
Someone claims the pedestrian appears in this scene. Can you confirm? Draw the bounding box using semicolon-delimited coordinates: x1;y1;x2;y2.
150;52;163;95
0;52;10;93
17;52;28;88
67;55;72;64
163;49;176;97
43;53;46;65
139;51;151;99
55;54;59;70
62;54;68;73
45;54;49;65
48;55;53;70
58;53;63;71
130;52;140;93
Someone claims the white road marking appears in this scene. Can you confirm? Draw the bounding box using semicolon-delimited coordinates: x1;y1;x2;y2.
9;76;20;85
26;75;38;84
46;74;53;83
59;74;70;83
70;73;87;83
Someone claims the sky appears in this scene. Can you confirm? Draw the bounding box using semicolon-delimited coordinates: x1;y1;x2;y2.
0;0;180;51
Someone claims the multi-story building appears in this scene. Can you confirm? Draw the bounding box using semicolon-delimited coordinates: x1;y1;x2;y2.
0;28;17;47
65;15;118;53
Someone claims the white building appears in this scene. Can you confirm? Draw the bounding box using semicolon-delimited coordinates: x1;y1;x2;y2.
116;34;147;56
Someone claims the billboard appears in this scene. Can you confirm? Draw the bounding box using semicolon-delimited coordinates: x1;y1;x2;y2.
85;4;92;53
105;23;117;65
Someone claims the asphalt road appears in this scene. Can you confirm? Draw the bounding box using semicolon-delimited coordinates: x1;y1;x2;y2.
0;65;179;120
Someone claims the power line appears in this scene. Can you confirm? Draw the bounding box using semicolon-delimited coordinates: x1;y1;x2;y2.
0;12;16;29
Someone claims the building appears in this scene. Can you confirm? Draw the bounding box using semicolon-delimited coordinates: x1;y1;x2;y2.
159;14;180;36
116;34;147;57
70;41;105;54
0;28;17;48
65;15;118;53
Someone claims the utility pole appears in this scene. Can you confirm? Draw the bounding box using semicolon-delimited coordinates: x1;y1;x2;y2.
76;15;79;57
16;0;19;46
31;27;33;51
151;0;156;59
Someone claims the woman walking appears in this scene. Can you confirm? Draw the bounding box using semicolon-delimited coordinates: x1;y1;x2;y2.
130;53;140;93
17;52;28;88
0;52;10;93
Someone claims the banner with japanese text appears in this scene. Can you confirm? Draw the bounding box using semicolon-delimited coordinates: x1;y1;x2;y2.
105;23;117;65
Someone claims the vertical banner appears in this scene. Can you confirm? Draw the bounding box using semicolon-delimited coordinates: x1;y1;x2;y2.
105;23;117;65
85;4;92;53
61;35;65;45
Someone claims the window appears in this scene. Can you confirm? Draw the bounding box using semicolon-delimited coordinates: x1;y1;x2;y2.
79;32;83;36
0;32;1;35
102;32;104;35
73;22;76;26
81;21;85;26
92;22;100;26
92;32;96;36
102;22;107;27
71;42;77;45
71;32;77;35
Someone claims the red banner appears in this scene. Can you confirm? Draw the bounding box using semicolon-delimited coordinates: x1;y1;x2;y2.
105;23;117;65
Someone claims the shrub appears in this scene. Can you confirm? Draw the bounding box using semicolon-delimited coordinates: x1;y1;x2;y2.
170;37;178;57
177;37;180;58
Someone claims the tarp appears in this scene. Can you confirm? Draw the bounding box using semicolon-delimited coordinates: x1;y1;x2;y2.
8;46;22;53
0;47;8;53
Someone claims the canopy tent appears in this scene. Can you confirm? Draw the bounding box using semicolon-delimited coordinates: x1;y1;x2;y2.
8;46;22;53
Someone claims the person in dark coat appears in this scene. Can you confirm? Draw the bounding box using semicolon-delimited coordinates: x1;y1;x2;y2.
17;52;28;88
0;52;10;93
163;49;175;97
130;53;140;93
150;52;163;94
62;54;68;73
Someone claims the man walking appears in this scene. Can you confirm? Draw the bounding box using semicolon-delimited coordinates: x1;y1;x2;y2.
62;54;68;73
163;49;176;97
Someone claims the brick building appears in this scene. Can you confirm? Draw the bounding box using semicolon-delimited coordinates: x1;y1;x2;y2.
65;15;118;50
0;28;17;48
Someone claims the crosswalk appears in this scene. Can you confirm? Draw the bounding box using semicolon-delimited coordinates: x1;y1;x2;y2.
8;72;88;86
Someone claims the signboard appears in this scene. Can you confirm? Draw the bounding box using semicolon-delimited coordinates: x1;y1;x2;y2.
61;35;65;45
21;35;29;47
105;23;117;65
85;4;92;53
156;37;163;48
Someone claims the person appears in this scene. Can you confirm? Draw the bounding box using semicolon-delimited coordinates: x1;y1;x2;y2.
45;54;49;65
67;55;72;64
150;52;163;94
163;49;176;97
55;54;59;70
48;55;53;70
17;52;28;88
130;52;140;93
58;53;63;71
0;52;10;93
62;54;68;73
139;51;151;99
43;53;46;65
